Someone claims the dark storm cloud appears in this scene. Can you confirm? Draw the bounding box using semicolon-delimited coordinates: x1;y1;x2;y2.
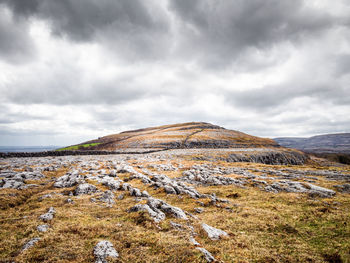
0;0;170;60
168;0;348;68
1;0;348;67
0;0;350;144
0;5;36;64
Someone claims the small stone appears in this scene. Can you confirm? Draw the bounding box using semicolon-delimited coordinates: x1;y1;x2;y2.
98;190;115;205
201;223;228;240
117;193;125;200
39;207;56;222
170;221;183;230
39;194;52;200
94;240;119;263
22;237;40;251
37;224;49;232
194;207;204;213
189;236;200;246
334;184;350;193
196;247;215;262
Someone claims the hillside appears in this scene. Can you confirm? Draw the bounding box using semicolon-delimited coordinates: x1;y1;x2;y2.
275;133;350;154
61;122;279;152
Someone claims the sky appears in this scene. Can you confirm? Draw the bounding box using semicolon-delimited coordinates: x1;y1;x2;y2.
0;0;349;146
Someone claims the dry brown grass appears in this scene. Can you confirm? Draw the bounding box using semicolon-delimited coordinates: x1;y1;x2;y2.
0;157;350;263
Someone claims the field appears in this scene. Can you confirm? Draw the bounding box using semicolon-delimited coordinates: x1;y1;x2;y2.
0;149;349;262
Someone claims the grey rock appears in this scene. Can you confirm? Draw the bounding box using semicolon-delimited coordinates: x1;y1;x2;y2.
37;224;49;232
117;193;125;200
54;171;85;188
147;197;188;220
101;177;122;191
201;223;228;240
164;185;177;194
108;170;117;177
194;207;204;213
39;207;56;222
129;187;142;197
189;236;201;246
307;184;336;198
333;184;350;193
74;183;97;196
196;247;215;262
160;203;188;220
129;204;166;223
170;221;183;230
98;191;115;205
39;194;52;200
94;240;119;263
0;179;24;189
122;183;131;191
141;190;150;198
22;237;40;251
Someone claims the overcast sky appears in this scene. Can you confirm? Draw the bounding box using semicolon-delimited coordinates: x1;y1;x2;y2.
0;0;349;146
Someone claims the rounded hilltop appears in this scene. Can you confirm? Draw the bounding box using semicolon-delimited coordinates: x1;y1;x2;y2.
64;122;279;152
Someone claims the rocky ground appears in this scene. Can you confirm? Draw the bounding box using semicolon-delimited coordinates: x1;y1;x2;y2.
1;149;350;262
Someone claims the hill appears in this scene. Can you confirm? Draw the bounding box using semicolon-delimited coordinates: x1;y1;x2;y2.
60;122;279;152
275;133;350;154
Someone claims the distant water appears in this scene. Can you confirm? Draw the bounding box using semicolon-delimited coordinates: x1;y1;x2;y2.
0;146;60;153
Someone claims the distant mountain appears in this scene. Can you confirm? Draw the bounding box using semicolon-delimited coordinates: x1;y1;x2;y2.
60;122;279;151
274;133;350;154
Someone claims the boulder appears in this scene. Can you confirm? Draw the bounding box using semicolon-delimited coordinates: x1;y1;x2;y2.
54;171;85;188
74;183;97;196
201;223;228;240
39;207;56;222
94;240;119;263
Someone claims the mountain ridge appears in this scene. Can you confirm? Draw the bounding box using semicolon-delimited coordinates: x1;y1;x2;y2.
274;133;350;154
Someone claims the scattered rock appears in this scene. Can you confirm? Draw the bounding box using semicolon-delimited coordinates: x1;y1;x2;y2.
22;237;40;251
39;207;56;222
39;194;52;200
117;193;125;200
194;207;204;213
129;204;165;223
333;184;350;193
37;224;49;232
54;171;85;188
101;177;122;191
98;190;115;205
74;183;97;196
94;240;119;263
201;223;228;240
196;247;215;262
189;236;201;246
170;221;183;230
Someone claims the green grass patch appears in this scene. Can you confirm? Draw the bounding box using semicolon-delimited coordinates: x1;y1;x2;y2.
55;143;101;151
